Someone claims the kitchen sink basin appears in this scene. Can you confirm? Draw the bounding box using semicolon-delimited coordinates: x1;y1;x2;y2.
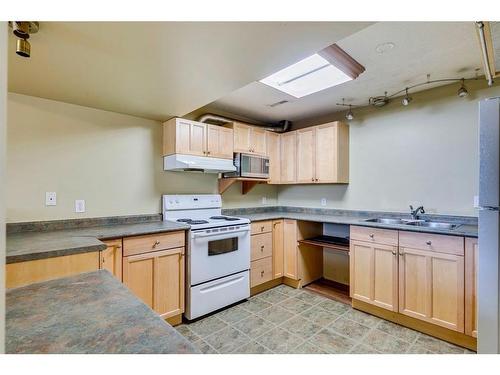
405;221;460;229
364;218;405;225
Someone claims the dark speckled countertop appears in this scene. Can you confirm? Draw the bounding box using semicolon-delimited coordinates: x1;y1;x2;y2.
6;270;199;354
7;217;190;264
223;206;479;238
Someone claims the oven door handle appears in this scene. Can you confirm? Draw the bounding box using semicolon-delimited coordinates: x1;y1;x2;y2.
192;229;250;238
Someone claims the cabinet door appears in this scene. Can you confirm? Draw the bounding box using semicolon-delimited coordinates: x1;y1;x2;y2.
296;128;316;183
280;131;297;183
123;253;155;308
250;127;267;156
272;220;284;278
233;123;252;153
154;248;185;318
315;123;337;183
100;239;123;280
283;219;298;280
176;119;206;156
350;240;398;311
465;238;478;337
399;247;464;332
206;124;234;159
267;132;281;184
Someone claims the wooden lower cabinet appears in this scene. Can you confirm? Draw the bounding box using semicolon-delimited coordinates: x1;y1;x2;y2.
272;220;284;279
100;239;123;280
350;240;398;311
123;247;185;319
465;238;478;337
399;246;464;332
283;219;299;279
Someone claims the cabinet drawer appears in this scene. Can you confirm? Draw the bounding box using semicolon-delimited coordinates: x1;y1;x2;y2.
399;231;464;256
123;231;185;257
251;220;273;235
350;226;398;246
251;232;273;261
250;257;273;287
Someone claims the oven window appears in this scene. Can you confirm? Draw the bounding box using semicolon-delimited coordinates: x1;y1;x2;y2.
208;237;238;256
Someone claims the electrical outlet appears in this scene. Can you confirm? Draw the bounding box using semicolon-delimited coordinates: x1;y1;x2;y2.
262;197;267;205
45;192;57;206
321;198;327;206
75;199;85;213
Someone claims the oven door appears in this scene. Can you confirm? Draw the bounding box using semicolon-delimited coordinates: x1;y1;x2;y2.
189;225;250;285
240;154;270;179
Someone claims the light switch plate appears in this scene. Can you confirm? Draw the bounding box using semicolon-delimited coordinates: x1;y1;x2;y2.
75;199;85;213
45;192;56;206
321;198;327;206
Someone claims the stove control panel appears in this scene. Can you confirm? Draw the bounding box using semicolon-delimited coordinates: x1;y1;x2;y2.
163;194;222;211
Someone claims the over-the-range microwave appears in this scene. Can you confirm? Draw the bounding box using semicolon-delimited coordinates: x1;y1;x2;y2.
223;153;270;179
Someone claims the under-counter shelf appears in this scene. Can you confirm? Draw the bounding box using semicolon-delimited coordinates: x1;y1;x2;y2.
298;235;350;252
218;177;269;195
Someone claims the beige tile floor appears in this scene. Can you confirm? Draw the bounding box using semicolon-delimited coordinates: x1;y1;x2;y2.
175;284;475;354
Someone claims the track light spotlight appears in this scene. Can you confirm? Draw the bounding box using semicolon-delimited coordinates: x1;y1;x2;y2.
401;88;412;106
8;21;39;58
457;79;469;98
346;105;354;121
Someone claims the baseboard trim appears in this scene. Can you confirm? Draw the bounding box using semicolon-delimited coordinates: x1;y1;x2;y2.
283;277;301;289
352;299;477;351
250;278;283;296
165;314;183;326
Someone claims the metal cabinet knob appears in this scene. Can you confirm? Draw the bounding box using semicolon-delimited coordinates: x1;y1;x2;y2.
261;245;264;251
315;178;318;182
311;178;314;182
399;252;404;256
261;270;265;276
426;240;432;245
153;240;160;247
369;234;374;239
261;226;264;231
392;251;397;256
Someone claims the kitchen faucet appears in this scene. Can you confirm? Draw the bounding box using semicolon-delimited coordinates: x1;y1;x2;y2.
409;205;425;220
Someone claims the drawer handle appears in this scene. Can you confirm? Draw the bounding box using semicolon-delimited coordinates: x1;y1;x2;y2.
392;251;397;256
261;226;265;231
369;234;374;239
153;240;160;248
260;245;265;251
426;240;432;245
261;270;265;277
399;252;404;256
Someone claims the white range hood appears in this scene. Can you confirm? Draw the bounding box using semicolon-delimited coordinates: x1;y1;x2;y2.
163;154;236;173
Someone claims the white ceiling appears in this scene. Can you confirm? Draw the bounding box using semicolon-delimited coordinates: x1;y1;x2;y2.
201;22;483;123
7;22;371;120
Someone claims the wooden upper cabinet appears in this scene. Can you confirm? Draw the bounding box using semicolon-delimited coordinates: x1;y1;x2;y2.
266;132;281;184
163;118;233;159
296;128;316;183
228;122;267;156
465;238;478;337
280;131;297;183
206;124;234;159
350;238;398;311
399;246;465;332
100;239;123;281
315;122;349;183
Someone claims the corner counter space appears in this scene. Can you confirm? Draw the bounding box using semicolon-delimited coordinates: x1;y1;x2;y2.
6;270;199;354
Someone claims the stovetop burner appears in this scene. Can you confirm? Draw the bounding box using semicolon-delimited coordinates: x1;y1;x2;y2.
177;218;209;225
210;216;240;221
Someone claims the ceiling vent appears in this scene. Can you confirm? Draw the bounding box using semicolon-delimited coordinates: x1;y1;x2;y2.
268;100;289;108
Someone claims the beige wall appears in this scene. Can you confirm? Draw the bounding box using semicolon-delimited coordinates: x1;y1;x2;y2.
6;93;277;222
278;80;500;217
1;22;7;353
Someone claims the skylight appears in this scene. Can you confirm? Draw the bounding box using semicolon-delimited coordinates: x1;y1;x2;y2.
260;53;353;98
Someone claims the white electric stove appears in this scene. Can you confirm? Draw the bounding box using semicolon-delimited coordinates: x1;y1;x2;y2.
163;194;251;320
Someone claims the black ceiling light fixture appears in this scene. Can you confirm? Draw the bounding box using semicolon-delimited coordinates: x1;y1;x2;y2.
337;98;358;121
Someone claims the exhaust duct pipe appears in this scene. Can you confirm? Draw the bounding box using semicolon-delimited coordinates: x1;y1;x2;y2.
196;113;291;133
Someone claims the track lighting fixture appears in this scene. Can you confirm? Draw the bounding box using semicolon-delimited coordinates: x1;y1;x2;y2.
346;105;354;121
457;79;469;98
401;88;412;106
8;21;39;58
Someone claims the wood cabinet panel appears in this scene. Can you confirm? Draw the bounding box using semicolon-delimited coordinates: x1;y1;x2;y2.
283;219;298;279
251;127;267;156
251;220;273;235
314;123;337;183
123;231;185;257
465;238;478;337
296;128;316;183
272;220;284;279
399;247;464;332
100;239;123;280
350;225;399;246
250;257;273;287
280;131;297;183
399;231;464;256
123;253;155;308
206;124;233;159
232;123;252;153
6;252;99;289
251;232;273;261
266;132;281;184
163;118;207;157
154;248;185;318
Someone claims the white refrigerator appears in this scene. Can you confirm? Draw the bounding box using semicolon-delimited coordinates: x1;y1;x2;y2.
478;97;500;353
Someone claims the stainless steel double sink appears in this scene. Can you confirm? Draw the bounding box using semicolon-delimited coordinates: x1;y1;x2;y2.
364;217;460;230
